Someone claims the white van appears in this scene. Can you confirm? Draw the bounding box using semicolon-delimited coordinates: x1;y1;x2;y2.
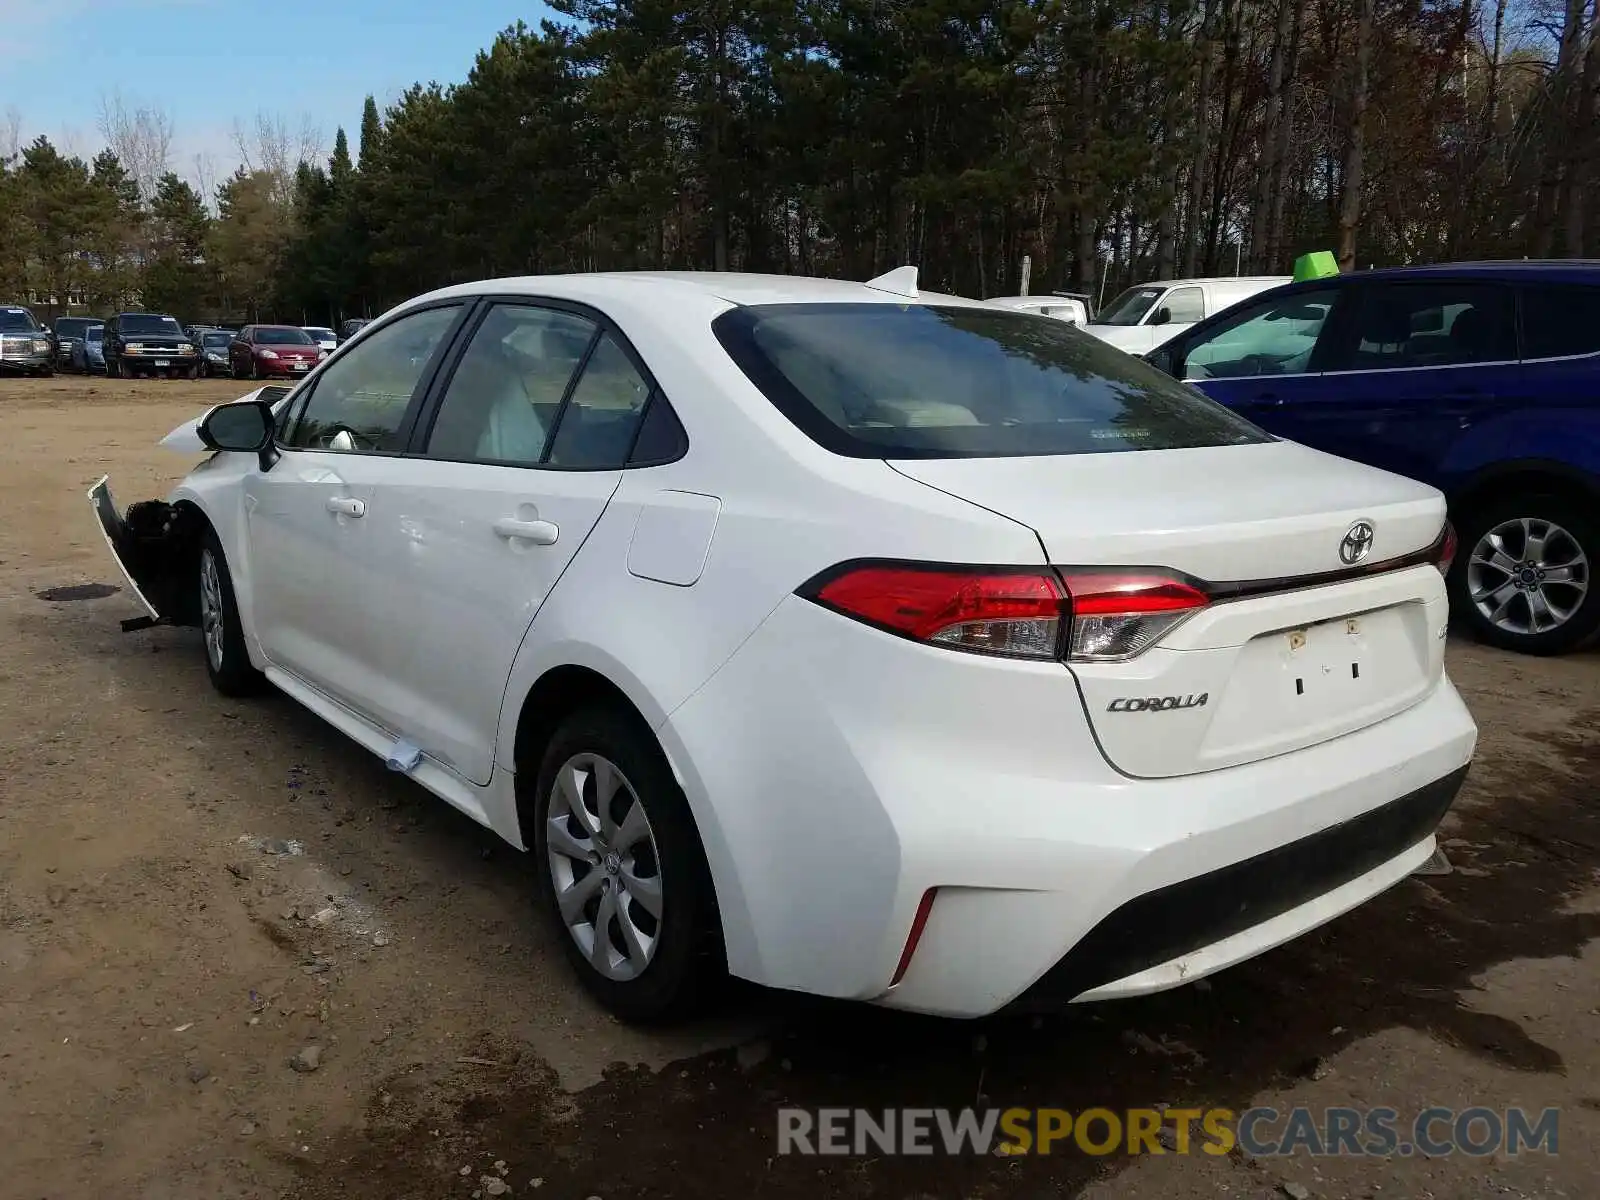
1086;276;1290;356
984;294;1090;325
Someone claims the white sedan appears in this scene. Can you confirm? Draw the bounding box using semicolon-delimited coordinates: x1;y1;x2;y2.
91;268;1476;1022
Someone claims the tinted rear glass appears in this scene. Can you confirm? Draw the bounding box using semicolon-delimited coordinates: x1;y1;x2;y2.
1520;285;1600;358
120;314;183;336
714;303;1268;458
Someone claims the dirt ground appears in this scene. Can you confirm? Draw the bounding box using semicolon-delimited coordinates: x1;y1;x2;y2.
1;373;1596;1200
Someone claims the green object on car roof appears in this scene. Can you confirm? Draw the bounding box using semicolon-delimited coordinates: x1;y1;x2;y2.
1293;250;1339;282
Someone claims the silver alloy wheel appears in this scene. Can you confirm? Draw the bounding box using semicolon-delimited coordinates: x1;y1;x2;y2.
1467;516;1590;636
545;752;664;982
199;547;225;670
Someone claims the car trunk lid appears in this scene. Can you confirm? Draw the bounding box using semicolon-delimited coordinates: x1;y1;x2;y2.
889;441;1451;777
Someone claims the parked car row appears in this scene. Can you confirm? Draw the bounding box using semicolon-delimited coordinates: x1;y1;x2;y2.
2;309;379;378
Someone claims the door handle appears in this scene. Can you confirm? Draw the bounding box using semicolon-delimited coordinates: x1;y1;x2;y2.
493;516;559;545
326;496;365;518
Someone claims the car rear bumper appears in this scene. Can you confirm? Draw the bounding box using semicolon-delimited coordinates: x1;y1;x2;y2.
660;594;1477;1018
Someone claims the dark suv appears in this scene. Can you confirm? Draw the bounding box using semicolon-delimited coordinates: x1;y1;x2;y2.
102;312;200;379
1147;261;1600;655
0;304;53;375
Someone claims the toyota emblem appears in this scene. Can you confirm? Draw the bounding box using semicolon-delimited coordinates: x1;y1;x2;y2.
1339;520;1375;565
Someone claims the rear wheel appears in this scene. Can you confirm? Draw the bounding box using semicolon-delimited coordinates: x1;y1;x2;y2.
529;706;723;1023
1450;493;1600;655
198;531;264;696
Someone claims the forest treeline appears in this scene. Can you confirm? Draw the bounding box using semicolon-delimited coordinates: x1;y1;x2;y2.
2;0;1596;326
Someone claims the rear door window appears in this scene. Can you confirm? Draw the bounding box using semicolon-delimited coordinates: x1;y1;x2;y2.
714;303;1266;458
1520;285;1600;359
1327;283;1515;371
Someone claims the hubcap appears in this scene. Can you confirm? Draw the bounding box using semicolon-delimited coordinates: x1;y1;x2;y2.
1467;517;1590;637
199;548;224;669
545;753;663;982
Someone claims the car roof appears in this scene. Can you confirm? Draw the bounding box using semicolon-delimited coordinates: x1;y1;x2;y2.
1125;276;1290;289
986;295;1079;306
414;270;990;311
1327;260;1600;284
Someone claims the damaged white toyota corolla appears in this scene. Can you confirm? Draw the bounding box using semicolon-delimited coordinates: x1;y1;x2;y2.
92;269;1477;1022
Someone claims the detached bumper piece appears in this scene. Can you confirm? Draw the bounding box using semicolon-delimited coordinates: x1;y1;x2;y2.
1012;765;1469;1006
88;477;204;628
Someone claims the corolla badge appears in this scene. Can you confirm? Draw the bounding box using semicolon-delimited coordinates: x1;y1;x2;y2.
1339;520;1375;565
1107;693;1209;713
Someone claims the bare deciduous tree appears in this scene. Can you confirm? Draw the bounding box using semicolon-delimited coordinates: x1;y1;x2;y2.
96;91;174;203
2;106;22;160
232;112;324;205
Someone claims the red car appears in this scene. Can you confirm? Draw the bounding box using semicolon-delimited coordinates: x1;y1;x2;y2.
229;325;326;379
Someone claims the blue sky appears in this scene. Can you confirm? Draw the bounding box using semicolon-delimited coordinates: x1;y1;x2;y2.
3;0;555;188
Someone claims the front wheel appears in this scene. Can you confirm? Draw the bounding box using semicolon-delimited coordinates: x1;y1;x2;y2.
1450;494;1600;655
198;532;264;696
530;707;723;1023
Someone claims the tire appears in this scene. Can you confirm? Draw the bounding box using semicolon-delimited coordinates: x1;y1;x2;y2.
249;359;260;381
1449;492;1600;655
107;357;120;379
198;531;264;696
529;706;723;1023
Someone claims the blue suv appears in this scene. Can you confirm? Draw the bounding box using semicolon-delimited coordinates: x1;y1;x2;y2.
1147;261;1600;655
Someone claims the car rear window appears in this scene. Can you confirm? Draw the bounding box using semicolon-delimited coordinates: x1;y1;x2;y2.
713;302;1268;458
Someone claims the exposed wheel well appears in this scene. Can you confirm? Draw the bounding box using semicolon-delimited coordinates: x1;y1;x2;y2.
511;665;657;833
1450;468;1599;526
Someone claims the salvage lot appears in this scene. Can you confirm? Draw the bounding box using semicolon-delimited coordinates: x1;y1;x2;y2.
1;374;1597;1200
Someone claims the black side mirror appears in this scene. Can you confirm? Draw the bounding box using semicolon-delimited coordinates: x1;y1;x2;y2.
198;399;278;470
1149;306;1173;327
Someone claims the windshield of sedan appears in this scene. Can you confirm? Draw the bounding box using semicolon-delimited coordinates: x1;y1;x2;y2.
714;303;1267;458
1;308;40;332
202;331;233;348
86;325;104;343
303;327;335;340
256;327;315;345
120;314;184;336
1091;286;1164;326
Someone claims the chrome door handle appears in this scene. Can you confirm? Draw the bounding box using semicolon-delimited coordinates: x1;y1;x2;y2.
493;516;559;545
326;496;365;518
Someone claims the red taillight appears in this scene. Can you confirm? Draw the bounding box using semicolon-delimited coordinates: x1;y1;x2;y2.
1058;571;1210;662
889;888;937;988
1436;522;1457;576
810;565;1067;660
